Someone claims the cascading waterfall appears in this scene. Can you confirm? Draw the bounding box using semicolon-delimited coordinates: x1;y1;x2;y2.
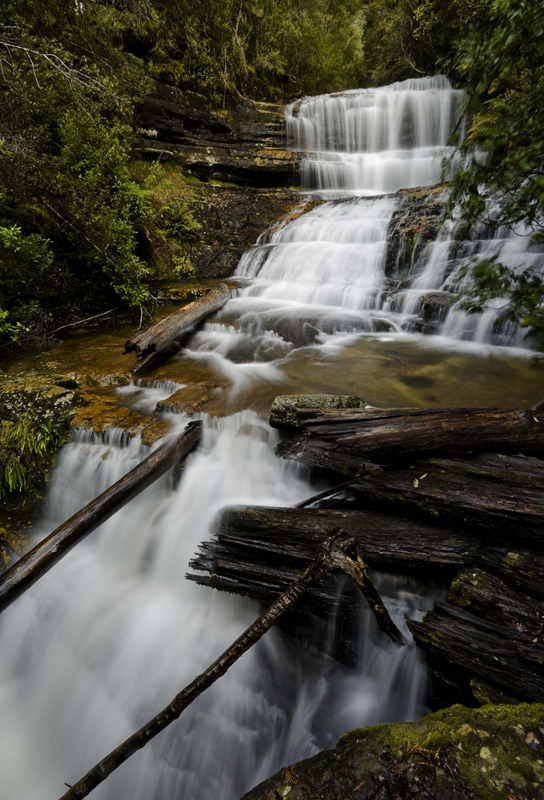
285;75;464;195
2;73;534;800
0;412;436;800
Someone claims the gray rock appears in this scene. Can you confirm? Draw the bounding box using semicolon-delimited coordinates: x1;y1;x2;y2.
269;394;366;429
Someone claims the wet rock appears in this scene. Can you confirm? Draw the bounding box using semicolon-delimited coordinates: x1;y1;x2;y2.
72;392;171;445
420;291;453;322
269;394;366;430
136;81;301;187
242;703;544;800
184;187;303;279
156;383;227;416
386;185;447;278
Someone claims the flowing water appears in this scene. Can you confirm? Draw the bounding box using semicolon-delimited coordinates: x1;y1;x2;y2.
1;76;543;800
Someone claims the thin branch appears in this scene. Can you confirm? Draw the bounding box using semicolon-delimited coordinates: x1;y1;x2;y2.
59;533;403;800
49;308;119;335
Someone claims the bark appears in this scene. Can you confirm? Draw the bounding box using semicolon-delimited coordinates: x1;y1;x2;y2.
448;566;544;635
274;406;544;461
276;446;544;542
124;284;230;374
0;422;202;615
408;600;544;704
59;534;402;800
188;506;480;611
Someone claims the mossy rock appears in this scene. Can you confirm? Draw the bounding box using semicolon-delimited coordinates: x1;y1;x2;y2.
242;703;544;800
269;394;366;429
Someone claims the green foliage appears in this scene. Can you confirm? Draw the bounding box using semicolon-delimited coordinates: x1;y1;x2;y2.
446;0;544;343
0;416;65;496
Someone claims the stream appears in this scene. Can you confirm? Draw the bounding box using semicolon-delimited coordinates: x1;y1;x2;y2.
1;76;543;800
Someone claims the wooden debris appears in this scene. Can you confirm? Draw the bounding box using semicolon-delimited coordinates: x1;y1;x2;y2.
408;601;544;704
0;422;202;615
188;505;480;613
273;406;544;461
124;284;230;374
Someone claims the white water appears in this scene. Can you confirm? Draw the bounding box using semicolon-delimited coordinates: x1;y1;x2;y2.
0;416;436;800
286;75;464;195
1;74;531;800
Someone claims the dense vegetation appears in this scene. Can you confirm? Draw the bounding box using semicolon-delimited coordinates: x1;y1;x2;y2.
446;0;544;345
0;0;542;351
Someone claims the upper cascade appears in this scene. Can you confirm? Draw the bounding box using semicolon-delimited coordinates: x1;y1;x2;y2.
286;75;465;195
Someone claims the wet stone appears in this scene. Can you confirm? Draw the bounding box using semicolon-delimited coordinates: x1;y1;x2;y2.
269;394;366;430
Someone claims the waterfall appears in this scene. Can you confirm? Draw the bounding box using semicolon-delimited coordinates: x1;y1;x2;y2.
0;415;436;800
1;74;532;800
285;75;464;195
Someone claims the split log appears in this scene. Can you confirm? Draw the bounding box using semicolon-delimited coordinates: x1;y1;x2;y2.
408;601;544;704
0;422;202;615
276;448;544;544
124;284;230;374
448;566;544;635
188;506;480;610
480;544;544;600
59;533;402;800
273;405;544;461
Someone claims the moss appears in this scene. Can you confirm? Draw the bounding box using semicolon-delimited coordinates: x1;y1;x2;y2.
338;704;544;800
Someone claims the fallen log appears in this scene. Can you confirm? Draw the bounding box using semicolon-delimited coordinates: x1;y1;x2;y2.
408;600;544;704
448;566;544;635
276;448;544;543
0;421;202;615
188;506;480;611
272;404;544;460
124;284;230;374
59;533;402;800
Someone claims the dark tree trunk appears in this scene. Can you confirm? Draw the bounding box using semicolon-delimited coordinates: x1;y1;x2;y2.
0;422;202;615
273;406;544;461
124;284;230;374
188;505;480;610
408;600;544;704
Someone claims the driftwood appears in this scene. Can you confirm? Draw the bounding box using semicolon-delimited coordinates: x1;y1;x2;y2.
59;533;402;800
0;422;202;615
408;600;544;704
188;505;480;611
273;406;544;461
276;444;544;543
124;284;230;374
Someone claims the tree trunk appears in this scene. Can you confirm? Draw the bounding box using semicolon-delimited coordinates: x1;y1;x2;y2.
408;600;544;704
0;422;202;615
188;506;480;611
124;284;230;374
273;406;544;461
276;445;544;542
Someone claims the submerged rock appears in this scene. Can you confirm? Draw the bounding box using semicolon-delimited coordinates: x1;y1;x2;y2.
242;703;544;800
269;394;366;430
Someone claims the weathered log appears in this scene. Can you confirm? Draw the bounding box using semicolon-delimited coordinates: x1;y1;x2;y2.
0;422;202;615
273;405;544;460
276;448;544;543
59;534;402;800
408;600;544;703
187;505;480;613
480;543;544;600
448;566;544;635
124;284;230;374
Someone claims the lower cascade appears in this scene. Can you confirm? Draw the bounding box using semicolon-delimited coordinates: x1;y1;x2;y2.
0;75;542;800
0;420;435;799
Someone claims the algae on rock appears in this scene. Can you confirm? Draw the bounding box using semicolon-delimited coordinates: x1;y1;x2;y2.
242;703;544;800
